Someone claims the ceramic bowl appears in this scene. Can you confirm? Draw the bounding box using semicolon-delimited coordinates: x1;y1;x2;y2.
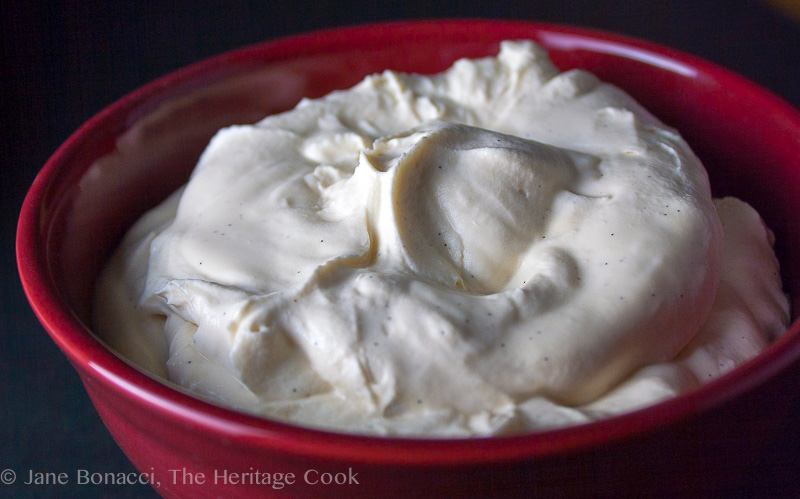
17;20;800;498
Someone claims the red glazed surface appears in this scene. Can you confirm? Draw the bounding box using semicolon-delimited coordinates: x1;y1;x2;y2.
16;20;800;498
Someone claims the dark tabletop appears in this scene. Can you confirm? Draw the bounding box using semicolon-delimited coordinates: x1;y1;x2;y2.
3;1;800;497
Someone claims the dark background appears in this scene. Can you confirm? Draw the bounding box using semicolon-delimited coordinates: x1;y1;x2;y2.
3;1;800;497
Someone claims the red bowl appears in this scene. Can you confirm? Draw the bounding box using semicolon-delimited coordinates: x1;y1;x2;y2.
16;20;800;498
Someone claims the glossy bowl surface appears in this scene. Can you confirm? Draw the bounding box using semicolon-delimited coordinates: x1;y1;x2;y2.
17;20;800;498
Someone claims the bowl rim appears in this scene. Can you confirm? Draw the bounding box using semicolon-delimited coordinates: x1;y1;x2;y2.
16;18;800;466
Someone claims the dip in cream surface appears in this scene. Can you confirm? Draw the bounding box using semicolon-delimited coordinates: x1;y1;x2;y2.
94;42;789;436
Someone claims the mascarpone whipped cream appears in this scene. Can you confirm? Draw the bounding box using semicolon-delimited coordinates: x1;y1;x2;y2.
94;41;789;436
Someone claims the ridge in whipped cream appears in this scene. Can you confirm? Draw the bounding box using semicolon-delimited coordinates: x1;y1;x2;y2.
94;41;790;436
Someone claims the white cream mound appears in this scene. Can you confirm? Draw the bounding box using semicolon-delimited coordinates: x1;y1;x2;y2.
94;42;789;436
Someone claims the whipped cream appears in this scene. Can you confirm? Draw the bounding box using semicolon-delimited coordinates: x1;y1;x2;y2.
94;42;789;436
